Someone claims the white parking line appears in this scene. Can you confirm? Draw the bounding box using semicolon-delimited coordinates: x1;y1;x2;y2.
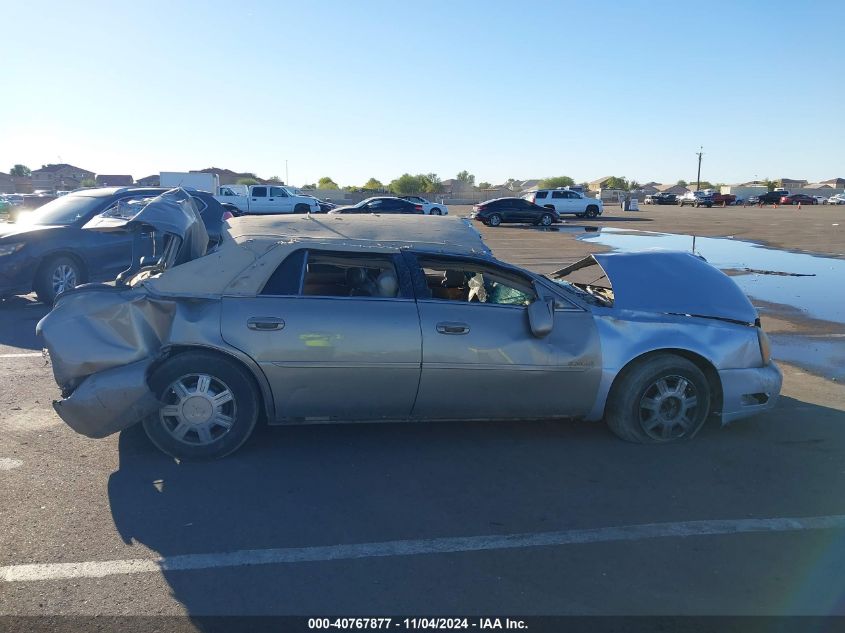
3;514;845;583
0;352;43;358
0;458;23;470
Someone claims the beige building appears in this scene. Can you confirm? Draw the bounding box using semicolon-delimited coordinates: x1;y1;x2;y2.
30;164;95;192
0;171;13;194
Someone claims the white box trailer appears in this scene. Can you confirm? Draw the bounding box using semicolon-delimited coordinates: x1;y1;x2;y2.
159;172;220;194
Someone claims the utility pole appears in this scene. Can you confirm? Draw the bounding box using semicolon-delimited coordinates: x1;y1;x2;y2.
696;146;704;191
285;160;289;186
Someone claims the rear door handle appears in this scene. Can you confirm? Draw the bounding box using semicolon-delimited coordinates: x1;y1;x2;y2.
247;317;285;331
436;322;470;335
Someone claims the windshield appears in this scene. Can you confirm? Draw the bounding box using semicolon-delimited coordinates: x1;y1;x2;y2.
15;195;101;226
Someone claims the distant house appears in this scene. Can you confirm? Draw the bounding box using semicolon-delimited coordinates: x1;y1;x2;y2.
518;179;541;191
31;163;95;193
136;175;160;187
656;183;690;195
0;171;13;194
95;174;134;187
635;183;661;195
821;177;845;188
778;178;808;189
588;176;615;192
194;167;265;185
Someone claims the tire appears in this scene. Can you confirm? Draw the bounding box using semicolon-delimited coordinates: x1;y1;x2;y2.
294;203;310;213
585;205;599;218
143;351;260;460
487;213;502;227
693;202;700;208
34;255;82;304
605;354;711;444
430;208;441;216
539;213;553;226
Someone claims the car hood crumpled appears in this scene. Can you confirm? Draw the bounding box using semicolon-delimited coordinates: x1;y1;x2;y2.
552;250;758;324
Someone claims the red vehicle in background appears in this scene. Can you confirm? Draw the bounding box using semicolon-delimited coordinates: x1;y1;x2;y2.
712;193;736;206
780;194;817;206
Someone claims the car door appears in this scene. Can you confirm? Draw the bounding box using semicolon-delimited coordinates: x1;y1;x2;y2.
221;247;422;421
268;186;294;213
405;252;602;420
550;190;571;214
249;186;270;213
79;194;156;279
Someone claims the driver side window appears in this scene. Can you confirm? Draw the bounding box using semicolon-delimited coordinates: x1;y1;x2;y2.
417;257;536;306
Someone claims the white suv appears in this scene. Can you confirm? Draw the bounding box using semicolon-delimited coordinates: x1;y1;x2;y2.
524;188;603;218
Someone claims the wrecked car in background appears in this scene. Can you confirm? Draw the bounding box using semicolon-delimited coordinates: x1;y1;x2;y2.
38;210;782;459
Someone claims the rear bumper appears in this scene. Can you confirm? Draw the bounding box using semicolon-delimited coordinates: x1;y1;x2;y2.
718;362;783;425
52;359;160;438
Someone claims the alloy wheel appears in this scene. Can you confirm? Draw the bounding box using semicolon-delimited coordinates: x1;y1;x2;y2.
51;264;77;296
159;373;237;445
638;375;699;441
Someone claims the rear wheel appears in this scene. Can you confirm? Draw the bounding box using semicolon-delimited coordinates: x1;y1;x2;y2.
605;354;711;444
143;351;260;460
34;256;82;304
487;213;502;227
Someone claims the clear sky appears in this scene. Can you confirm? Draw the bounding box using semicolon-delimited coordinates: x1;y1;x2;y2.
2;0;843;187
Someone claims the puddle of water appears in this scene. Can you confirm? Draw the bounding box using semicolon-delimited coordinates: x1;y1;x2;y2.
581;229;845;324
769;335;845;381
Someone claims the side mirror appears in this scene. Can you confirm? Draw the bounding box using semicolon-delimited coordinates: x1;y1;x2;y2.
527;296;554;338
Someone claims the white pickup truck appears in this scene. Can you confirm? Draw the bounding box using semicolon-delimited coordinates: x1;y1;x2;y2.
215;185;319;214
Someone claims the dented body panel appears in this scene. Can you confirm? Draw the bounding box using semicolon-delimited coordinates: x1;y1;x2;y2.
38;214;782;441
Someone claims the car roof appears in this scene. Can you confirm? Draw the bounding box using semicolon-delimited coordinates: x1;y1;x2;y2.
146;215;493;297
225;214;488;254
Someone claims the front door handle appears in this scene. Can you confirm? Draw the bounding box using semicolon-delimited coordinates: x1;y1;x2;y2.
436;322;470;335
247;317;285;331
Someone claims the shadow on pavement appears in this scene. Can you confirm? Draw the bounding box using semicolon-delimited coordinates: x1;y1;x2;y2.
106;395;845;616
0;295;48;350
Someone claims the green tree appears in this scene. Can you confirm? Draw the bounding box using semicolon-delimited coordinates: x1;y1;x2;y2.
422;173;442;193
538;176;575;189
237;177;259;186
266;175;283;183
318;177;340;189
478;181;492;189
604;176;629;190
763;179;777;191
628;180;642;190
80;178;96;187
389;173;424;195
10;164;31;177
363;178;383;190
676;179;688;186
301;183;316;189
456;170;475;186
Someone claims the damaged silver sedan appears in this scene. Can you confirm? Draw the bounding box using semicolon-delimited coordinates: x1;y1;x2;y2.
38;194;782;459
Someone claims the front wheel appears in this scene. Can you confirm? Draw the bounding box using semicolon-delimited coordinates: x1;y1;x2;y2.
585;206;599;218
487;213;502;227
605;354;711;443
294;203;311;213
538;212;553;226
430;208;442;215
34;256;82;304
143;351;260;460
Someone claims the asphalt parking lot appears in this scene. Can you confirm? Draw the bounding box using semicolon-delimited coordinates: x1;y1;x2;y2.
2;203;845;617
